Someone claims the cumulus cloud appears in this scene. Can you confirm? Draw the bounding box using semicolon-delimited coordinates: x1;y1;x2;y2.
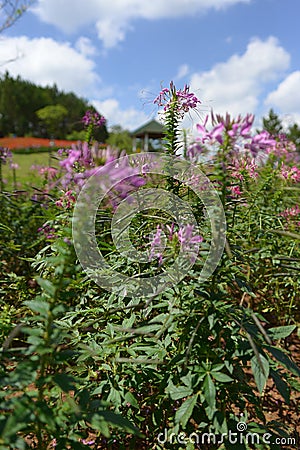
265;71;300;113
0;36;100;97
33;0;251;49
93;98;149;131
190;36;290;118
0;35;149;129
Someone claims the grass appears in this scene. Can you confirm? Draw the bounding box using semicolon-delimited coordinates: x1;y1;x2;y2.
2;151;61;189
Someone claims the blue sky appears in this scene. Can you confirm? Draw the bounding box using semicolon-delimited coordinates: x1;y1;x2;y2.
1;0;300;132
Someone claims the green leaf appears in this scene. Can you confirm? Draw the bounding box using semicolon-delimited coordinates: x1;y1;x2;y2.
270;369;290;404
91;414;110;437
53;373;76;392
203;374;216;409
124;391;139;409
175;394;198;427
92;411;141;436
266;345;300;377
211;372;234;383
36;277;56;297
251;354;269;394
267;325;296;340
23;299;49;316
107;387;122;406
166;381;193;400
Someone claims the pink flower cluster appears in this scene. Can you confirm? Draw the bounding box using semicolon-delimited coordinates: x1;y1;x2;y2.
154;81;201;117
230;157;258;181
39;166;59;180
148;223;203;265
279;205;300;227
266;134;299;163
191;113;277;159
229;185;242;198
59;141;94;172
56;190;76;209
279;164;300;183
38;223;57;239
82;110;106;128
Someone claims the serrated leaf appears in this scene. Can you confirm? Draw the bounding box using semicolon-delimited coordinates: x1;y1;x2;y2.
175;394;198;427
36;277;56;297
267;325;296;340
23;300;49;316
251;354;269;394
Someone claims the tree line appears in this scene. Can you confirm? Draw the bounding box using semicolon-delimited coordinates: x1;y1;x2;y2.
0;71;108;141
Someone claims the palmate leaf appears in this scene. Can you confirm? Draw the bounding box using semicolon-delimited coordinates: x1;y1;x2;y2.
175;394;198;428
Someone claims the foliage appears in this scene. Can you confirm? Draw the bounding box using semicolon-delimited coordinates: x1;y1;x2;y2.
0;72;108;140
0;87;300;449
261;109;284;137
106;125;133;154
36;104;68;139
261;108;300;153
0;0;32;34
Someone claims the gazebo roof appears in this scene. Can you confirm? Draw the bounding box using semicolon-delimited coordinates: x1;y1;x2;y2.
131;119;165;138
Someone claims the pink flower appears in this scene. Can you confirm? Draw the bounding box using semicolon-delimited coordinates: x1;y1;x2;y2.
154;81;201;118
280;164;300;182
149;225;164;265
0;147;12;163
229;185;242;197
82;110;106;128
280;205;300;218
39;167;58;179
177;224;203;263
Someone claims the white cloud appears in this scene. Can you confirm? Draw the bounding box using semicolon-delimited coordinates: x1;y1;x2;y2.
265;71;300;113
175;64;190;81
75;36;97;56
190;36;290;118
93;98;149;131
0;36;100;97
0;35;150;130
33;0;251;49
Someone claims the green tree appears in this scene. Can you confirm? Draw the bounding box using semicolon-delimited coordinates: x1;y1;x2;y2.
107;125;133;153
0;72;108;139
261;108;283;136
36;104;68;138
287;123;300;152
